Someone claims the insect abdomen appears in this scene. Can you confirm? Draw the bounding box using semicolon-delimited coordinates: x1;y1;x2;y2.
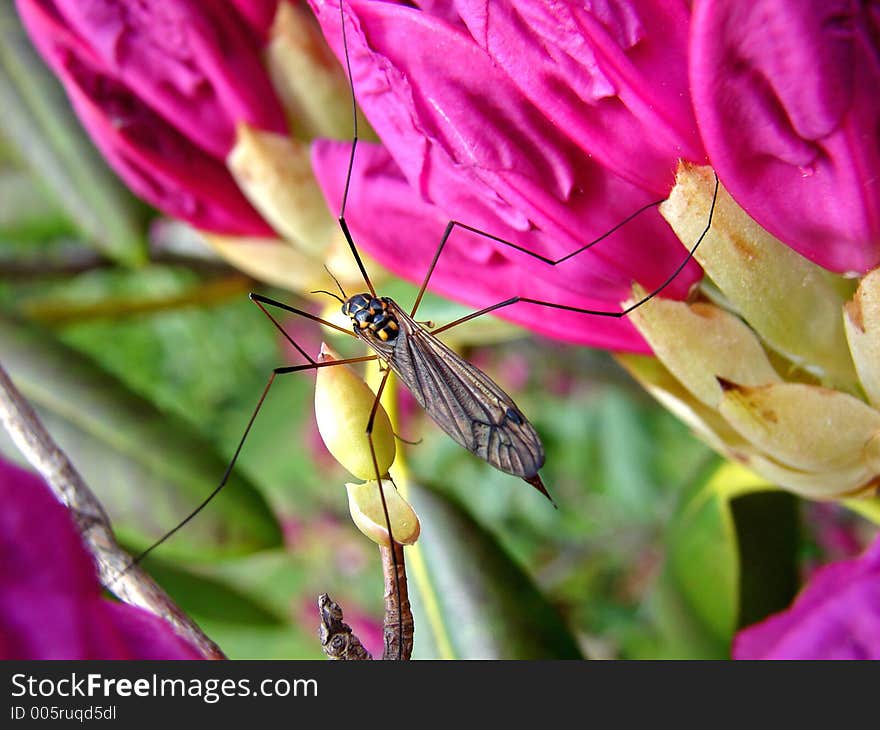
376;302;545;480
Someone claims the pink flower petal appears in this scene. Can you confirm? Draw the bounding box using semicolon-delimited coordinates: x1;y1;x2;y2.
309;0;702;350
314;139;663;352
0;459;201;659
66;73;274;235
453;0;706;194
16;0;281;234
31;0;286;157
734;534;880;660
691;0;880;273
229;0;282;38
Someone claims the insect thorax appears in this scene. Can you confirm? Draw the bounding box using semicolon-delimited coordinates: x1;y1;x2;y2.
342;294;400;342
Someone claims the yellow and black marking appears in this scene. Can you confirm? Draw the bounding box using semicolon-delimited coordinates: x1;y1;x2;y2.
342;293;400;342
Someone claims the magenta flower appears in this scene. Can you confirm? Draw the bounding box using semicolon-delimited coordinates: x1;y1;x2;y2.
691;0;880;274
15;0;288;235
309;0;703;352
0;459;200;659
229;0;285;37
734;533;880;660
308;0;880;351
450;0;707;195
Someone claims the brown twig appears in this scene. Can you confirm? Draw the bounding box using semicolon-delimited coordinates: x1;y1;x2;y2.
318;542;414;661
0;361;225;660
317;593;373;660
381;542;414;660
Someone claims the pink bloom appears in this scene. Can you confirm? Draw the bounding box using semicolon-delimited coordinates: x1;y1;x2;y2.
15;0;288;235
691;0;880;273
310;0;880;351
451;0;707;194
308;0;703;352
0;459;200;659
734;533;880;660
230;0;284;37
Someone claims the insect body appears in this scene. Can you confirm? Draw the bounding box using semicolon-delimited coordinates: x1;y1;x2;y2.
342;294;399;341
342;294;550;499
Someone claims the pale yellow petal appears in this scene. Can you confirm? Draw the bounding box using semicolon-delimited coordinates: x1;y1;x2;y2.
627;293;780;408
617;353;751;454
660;162;856;389
844;268;880;408
265;2;356;140
346;480;421;546
200;233;329;291
227;124;335;255
740;452;876;500
718;381;880;472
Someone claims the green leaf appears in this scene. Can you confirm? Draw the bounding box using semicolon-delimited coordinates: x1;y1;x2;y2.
597;389;660;519
0;316;282;560
650;460;798;658
134;557;285;627
0;6;148;265
0;169;73;240
731;490;798;630
407;484;583;659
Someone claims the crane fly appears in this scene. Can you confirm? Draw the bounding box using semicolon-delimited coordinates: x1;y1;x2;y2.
132;0;719;659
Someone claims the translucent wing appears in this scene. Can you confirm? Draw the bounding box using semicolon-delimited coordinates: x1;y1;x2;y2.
359;300;545;481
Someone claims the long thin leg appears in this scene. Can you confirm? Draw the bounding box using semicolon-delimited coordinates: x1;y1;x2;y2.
337;1;377;298
250;292;355;343
409;199;666;318
431;176;719;335
129;354;378;568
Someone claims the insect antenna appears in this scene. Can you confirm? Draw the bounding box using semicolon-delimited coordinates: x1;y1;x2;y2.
312;266;347;304
311;289;346;304
325;264;349;300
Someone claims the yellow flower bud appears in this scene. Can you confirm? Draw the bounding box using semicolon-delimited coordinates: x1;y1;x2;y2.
314;344;396;480
345;480;420;547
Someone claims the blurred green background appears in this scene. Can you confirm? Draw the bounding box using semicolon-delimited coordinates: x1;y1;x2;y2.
2;8;873;660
